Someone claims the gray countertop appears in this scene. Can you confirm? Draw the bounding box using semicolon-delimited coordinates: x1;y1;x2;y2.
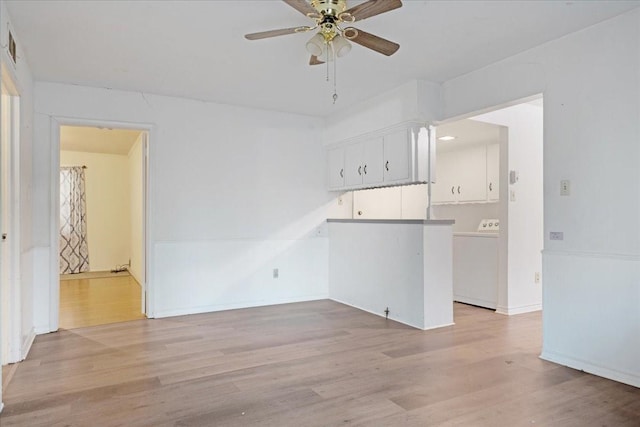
327;218;455;225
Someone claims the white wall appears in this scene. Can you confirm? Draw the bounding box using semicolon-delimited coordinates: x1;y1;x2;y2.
60;150;131;272
473;103;544;314
329;221;453;330
442;9;640;387
0;0;36;409
127;133;144;286
33;82;331;326
323;80;441;144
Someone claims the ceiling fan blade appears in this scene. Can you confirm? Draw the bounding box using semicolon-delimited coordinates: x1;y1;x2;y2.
245;27;306;40
347;28;399;56
283;0;317;17
342;0;402;22
309;55;324;65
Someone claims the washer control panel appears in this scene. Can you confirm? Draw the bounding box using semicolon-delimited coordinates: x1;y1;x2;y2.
477;219;500;232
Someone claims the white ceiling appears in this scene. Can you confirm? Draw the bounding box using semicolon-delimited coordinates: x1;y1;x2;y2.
6;0;639;117
60;126;142;155
435;119;501;153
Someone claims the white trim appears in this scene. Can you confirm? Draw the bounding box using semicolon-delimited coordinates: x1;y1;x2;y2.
323;120;430;148
455;296;497;310
154;294;329;319
20;327;35;360
1;75;22;364
0;402;4;413
330;297;455;331
542;249;639;261
540;350;640;389
495;303;541;316
49;117;156;331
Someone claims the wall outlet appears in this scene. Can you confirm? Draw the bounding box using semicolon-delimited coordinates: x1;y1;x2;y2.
550;231;564;241
510;190;516;202
273;268;279;279
535;272;540;283
560;180;571;196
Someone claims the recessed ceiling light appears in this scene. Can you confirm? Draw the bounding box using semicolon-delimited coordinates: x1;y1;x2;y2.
438;135;456;141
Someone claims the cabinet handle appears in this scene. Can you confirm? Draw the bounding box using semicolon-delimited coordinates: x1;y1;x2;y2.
340;168;344;178
489;182;492;191
451;186;455;195
357;210;363;216
364;165;367;175
457;186;461;194
358;166;362;176
385;161;389;171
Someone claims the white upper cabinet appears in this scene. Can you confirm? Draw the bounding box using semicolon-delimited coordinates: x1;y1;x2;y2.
327;146;345;190
486;144;500;201
325;124;430;192
344;143;364;187
383;129;411;183
362;137;384;185
432;144;498;204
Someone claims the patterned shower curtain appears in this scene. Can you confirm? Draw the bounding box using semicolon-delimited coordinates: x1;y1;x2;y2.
60;166;90;274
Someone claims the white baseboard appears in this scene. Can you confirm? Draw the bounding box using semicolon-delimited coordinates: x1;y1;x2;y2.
454;295;497;310
331;297;422;329
154;294;329;318
21;327;36;360
495;303;542;316
541;350;640;388
330;298;455;331
34;324;54;335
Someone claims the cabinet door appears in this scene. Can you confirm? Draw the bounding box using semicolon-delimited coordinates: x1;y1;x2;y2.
383;129;411;183
431;150;456;203
327;146;345;190
456;145;487;202
486;144;499;201
344;143;363;187
362;137;384;185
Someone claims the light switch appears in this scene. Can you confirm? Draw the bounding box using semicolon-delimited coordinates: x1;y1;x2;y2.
560;180;570;196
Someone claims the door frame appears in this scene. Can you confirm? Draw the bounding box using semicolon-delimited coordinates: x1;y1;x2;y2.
49;117;154;332
1;61;22;365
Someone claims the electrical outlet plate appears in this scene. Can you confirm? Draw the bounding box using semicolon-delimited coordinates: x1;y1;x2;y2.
535;272;540;283
560;180;570;196
273;268;279;278
550;231;564;241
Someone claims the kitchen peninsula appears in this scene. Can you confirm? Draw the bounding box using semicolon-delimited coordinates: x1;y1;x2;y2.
328;218;455;330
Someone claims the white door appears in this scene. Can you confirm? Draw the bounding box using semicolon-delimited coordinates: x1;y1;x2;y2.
456;145;487;202
431;150;456;203
327;146;345;190
383;129;410;183
0;72;21;367
362;137;383;185
344;143;363;187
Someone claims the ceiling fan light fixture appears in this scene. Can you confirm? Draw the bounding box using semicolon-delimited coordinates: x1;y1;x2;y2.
306;33;326;56
332;34;352;57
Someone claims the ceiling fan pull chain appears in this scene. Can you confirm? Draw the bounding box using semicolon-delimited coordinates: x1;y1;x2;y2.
325;42;330;82
332;41;338;104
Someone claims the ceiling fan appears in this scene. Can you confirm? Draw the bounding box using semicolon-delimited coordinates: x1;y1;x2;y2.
244;0;402;65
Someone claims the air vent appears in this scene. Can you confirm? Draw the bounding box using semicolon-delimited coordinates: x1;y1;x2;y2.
8;31;16;64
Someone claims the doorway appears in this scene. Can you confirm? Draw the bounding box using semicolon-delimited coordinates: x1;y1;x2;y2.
433;96;544;316
57;125;148;329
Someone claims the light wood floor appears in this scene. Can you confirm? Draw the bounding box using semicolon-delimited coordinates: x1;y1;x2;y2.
1;301;639;426
59;273;146;329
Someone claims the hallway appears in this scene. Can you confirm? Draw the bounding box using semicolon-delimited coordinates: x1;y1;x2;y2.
59;272;145;329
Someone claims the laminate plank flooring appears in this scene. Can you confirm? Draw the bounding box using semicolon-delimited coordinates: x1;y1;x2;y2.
2;301;639;426
59;274;146;329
